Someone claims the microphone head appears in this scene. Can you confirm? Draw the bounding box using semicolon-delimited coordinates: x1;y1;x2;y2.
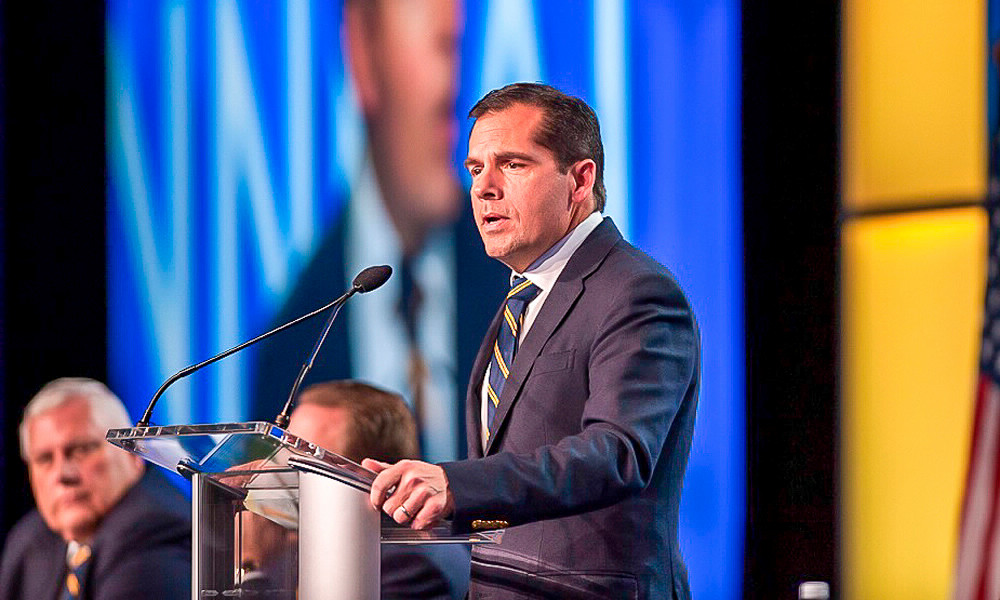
353;265;392;293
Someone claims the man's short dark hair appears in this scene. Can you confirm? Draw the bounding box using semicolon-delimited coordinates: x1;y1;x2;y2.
297;380;420;464
468;82;606;212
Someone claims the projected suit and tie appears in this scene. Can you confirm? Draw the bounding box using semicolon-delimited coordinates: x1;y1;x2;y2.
252;0;506;463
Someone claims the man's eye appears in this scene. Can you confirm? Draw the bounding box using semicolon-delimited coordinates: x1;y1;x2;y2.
505;162;522;170
68;441;100;460
32;453;53;467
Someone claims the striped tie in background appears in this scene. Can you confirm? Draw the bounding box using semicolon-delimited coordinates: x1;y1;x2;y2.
62;542;91;600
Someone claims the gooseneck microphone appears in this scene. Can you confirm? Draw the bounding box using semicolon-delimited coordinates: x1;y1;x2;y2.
274;264;392;427
135;265;392;428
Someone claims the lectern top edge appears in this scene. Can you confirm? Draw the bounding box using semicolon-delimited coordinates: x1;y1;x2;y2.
105;420;375;490
106;421;504;546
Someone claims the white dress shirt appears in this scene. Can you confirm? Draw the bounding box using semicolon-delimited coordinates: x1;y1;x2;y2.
479;211;605;449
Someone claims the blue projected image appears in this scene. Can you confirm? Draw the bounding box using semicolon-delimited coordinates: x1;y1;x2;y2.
107;0;741;596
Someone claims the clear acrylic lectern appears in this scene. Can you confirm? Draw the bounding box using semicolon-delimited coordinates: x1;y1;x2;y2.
106;421;500;600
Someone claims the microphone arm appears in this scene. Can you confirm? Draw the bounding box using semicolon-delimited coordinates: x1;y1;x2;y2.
274;264;393;427
136;265;392;428
136;292;353;428
273;298;349;428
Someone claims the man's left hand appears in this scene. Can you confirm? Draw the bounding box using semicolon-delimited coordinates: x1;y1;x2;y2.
363;458;455;530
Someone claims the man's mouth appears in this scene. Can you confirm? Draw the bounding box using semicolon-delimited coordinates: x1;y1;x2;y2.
482;213;507;226
57;490;89;505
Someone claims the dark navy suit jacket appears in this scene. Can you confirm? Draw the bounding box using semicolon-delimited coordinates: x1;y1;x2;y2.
0;469;191;600
441;219;700;600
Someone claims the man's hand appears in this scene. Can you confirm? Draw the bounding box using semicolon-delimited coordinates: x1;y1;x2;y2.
363;458;455;530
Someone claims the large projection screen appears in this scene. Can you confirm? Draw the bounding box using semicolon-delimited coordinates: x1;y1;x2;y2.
107;1;741;596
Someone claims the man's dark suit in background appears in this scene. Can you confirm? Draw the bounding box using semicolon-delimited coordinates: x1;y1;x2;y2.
0;470;190;600
252;0;507;460
252;204;506;454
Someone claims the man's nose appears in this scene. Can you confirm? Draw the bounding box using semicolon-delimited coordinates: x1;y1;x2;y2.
55;454;81;485
473;168;502;200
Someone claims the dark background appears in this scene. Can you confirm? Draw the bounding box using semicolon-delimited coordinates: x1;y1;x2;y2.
0;1;840;596
742;1;840;597
2;0;109;541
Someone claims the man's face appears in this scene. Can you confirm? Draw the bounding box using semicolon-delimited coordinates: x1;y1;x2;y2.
288;403;351;458
25;397;142;542
360;0;463;231
465;104;580;272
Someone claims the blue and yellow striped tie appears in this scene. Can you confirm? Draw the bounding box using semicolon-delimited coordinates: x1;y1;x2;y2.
61;542;91;600
486;277;540;441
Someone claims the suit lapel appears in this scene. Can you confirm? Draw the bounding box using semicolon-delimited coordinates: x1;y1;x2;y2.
483;218;621;455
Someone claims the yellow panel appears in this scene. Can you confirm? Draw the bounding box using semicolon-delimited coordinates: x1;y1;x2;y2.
843;0;986;209
841;208;986;599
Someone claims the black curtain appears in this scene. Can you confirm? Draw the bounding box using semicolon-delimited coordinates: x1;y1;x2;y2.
1;0;107;538
743;1;841;597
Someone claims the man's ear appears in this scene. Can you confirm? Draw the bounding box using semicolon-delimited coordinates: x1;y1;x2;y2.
568;159;597;207
343;2;379;115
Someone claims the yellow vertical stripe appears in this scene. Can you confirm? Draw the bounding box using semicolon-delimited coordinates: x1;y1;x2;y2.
842;0;988;594
843;0;986;209
841;209;985;598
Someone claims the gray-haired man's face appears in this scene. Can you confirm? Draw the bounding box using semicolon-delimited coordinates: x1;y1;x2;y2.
24;396;142;542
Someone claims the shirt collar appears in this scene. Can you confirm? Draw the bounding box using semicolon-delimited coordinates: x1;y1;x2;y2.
511;211;604;291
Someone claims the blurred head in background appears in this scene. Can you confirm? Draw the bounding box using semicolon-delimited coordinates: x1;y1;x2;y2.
19;378;143;543
344;0;464;255
289;379;420;462
240;380;421;577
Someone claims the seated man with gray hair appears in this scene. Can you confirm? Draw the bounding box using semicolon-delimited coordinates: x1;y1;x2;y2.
0;377;191;600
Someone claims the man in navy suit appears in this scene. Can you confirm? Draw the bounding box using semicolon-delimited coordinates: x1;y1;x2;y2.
0;378;190;600
363;83;701;599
